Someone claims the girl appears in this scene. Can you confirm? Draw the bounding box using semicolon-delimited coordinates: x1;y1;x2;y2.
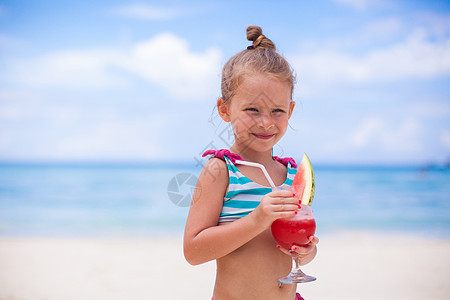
184;26;318;300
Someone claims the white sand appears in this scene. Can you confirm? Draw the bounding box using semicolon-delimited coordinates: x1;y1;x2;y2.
0;231;449;300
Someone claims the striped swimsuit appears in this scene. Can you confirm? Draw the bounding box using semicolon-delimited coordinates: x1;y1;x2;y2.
219;155;297;223
205;151;305;300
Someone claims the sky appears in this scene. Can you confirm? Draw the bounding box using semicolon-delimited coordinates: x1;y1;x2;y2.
0;0;449;165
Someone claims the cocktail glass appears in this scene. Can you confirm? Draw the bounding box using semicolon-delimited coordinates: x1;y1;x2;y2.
271;204;316;284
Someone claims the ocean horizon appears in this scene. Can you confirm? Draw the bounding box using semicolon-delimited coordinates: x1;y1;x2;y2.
1;161;449;239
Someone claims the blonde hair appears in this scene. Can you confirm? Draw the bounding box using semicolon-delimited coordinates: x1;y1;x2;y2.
221;25;295;102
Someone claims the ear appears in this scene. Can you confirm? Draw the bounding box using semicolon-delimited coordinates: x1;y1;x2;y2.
217;98;231;122
288;101;295;119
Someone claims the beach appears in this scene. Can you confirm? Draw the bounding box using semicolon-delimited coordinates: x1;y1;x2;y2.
0;164;448;299
0;231;449;300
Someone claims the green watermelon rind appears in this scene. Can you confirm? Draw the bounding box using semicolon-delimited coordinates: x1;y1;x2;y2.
302;153;315;205
292;153;315;206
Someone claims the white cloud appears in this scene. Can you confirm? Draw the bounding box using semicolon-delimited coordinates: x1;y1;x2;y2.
110;4;183;20
0;92;79;126
356;18;404;43
410;101;450;119
117;32;222;100
8;49;126;88
351;117;384;148
5;33;223;101
350;117;423;154
0;33;25;50
56;121;161;161
366;30;450;79
292;28;450;90
0;89;179;161
332;0;391;10
441;130;450;150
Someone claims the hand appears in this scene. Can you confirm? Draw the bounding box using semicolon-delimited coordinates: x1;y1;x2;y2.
251;189;299;228
277;236;319;264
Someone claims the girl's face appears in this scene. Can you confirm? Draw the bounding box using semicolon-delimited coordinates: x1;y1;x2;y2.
218;74;295;153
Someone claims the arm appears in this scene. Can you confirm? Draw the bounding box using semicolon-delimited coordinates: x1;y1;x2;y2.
183;158;262;265
183;158;299;265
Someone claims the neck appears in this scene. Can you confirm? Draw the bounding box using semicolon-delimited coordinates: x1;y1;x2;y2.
230;145;274;165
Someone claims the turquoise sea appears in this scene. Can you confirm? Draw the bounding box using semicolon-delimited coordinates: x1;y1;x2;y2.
0;162;449;238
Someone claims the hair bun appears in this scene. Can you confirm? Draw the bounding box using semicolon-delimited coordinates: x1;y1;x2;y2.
246;25;275;50
246;25;263;42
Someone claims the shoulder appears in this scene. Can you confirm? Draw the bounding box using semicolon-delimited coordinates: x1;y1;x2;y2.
189;157;229;212
202;156;228;171
198;157;229;188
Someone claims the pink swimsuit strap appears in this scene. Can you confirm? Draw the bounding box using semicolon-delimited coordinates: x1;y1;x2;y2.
272;155;298;168
202;149;297;168
212;292;304;300
202;149;243;164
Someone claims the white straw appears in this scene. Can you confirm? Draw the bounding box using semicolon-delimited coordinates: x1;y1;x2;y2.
235;160;276;188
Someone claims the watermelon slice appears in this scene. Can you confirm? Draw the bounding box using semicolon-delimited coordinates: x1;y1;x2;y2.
291;153;315;206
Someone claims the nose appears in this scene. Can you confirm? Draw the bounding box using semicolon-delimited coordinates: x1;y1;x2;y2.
257;112;274;129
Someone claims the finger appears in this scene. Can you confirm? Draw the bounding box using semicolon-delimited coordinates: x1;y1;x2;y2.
272;196;299;206
274;210;297;219
309;236;319;245
291;244;312;255
287;237;319;255
273;204;300;213
270;189;294;197
276;244;291;255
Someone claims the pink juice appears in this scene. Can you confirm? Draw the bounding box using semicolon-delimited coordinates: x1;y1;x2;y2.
271;215;316;249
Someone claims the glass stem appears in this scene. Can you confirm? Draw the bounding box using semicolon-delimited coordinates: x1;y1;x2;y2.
289;250;306;277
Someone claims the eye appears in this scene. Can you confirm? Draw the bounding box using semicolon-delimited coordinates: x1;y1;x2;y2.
245;107;259;112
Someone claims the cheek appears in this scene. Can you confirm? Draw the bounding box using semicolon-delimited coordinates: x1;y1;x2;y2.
275;117;290;134
231;114;257;133
274;114;289;126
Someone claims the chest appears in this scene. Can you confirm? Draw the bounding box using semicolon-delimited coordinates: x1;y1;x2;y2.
235;164;287;187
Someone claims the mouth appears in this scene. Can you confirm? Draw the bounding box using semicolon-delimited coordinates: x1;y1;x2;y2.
252;133;275;140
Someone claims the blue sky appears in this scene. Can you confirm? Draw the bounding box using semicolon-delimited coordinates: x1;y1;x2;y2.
0;0;449;165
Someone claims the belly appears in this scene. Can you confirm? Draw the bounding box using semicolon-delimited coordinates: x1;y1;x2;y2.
214;229;296;299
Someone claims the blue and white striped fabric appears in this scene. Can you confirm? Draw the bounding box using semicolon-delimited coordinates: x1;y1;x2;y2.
219;156;297;223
